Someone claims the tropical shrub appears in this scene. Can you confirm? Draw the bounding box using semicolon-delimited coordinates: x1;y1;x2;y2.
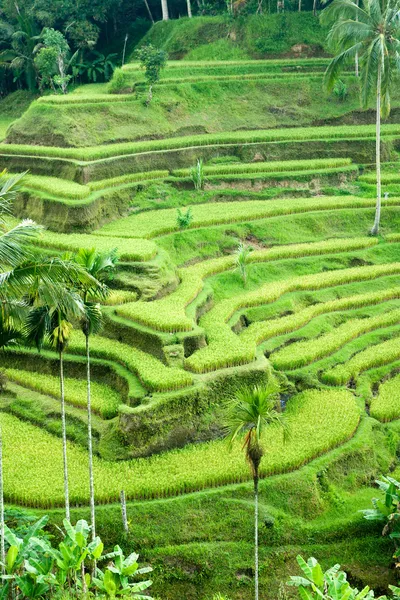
287;555;377;599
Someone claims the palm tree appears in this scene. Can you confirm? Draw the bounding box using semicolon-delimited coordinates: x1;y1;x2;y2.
187;0;193;17
161;0;169;20
25;295;84;521
0;8;38;92
72;247;117;541
0;424;4;577
321;0;400;235
225;384;288;600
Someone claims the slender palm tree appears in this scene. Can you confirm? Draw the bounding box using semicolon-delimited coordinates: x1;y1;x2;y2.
0;424;4;577
72;247;117;541
161;0;169;20
225;384;288;600
321;0;400;235
187;0;193;17
24;292;85;521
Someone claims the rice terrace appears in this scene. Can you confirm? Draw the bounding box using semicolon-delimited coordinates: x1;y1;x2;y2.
4;1;400;599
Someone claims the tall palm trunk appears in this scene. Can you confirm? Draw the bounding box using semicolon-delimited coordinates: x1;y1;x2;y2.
355;0;359;76
161;0;169;21
298;0;301;12
371;62;382;235
254;469;259;600
144;0;155;23
60;350;70;521
187;0;193;17
0;425;5;576
86;334;96;541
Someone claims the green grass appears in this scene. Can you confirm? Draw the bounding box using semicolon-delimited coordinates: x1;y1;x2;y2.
4;369;121;419
0;388;359;507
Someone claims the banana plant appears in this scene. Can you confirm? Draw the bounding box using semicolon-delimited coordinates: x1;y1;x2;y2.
287;555;379;600
0;516;52;599
93;545;153;598
360;476;400;559
50;519;103;591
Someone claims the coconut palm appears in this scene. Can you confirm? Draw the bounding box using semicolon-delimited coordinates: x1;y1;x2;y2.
0;171;91;346
24;290;87;521
72;247;117;540
321;0;400;235
161;0;169;20
225;384;288;600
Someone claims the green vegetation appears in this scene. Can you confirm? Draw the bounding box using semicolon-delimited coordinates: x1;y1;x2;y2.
4;12;400;599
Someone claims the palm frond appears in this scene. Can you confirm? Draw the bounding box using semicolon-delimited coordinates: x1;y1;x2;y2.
0;220;41;267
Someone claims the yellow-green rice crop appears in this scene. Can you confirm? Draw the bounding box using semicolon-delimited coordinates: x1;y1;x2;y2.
22;174;90;200
2;124;400;161
116;237;378;332
241;287;400;347
4;369;121;419
172;158;352;178
370;374;400;422
0;388;359;507
271;308;400;370
186;262;400;373
95;196;400;240
89;170;169;191
37;230;157;262
322;336;400;386
67;331;193;392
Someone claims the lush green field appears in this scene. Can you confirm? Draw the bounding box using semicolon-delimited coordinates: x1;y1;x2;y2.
4;27;400;598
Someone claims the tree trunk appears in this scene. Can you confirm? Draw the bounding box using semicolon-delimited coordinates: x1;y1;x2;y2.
186;0;193;17
86;334;96;542
371;62;382;235
355;0;359;76
60;350;70;521
257;0;263;14
144;0;155;23
0;425;5;577
161;0;169;21
254;471;259;600
312;0;317;16
298;0;301;12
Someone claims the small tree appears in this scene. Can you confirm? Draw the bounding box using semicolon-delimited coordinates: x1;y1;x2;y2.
135;44;168;105
34;28;76;94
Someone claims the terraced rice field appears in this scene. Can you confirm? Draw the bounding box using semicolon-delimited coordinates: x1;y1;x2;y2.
2;56;400;513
